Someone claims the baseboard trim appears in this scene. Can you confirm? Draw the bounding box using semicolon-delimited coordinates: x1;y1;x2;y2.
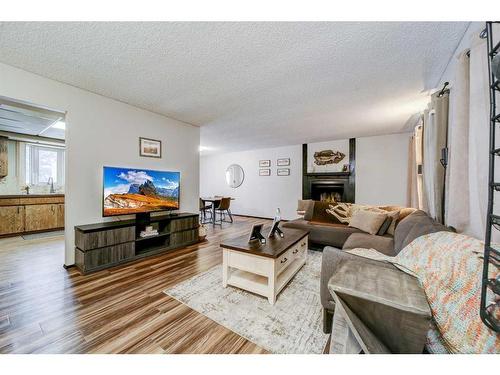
232;214;289;222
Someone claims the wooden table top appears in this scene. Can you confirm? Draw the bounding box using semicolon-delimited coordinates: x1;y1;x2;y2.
220;227;309;259
328;260;430;315
201;197;235;202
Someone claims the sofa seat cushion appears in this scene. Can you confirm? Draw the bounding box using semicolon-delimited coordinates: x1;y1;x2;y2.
309;221;347;228
342;233;395;256
283;219;362;248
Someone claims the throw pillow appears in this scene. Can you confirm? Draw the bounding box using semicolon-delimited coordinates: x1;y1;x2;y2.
377;216;393;235
386;210;401;235
348;209;388;235
397;208;418;223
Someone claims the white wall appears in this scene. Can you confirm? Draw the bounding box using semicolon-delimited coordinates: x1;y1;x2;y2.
200;133;411;219
0;62;200;266
200;145;302;220
356;133;412;206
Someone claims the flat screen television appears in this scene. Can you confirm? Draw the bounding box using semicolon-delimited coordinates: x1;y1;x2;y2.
103;166;180;217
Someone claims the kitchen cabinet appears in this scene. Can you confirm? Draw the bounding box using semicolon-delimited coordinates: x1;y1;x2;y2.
0;195;64;236
0;205;25;235
25;204;59;232
56;203;65;228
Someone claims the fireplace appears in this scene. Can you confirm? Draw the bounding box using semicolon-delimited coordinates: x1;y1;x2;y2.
311;180;346;202
302;140;356;203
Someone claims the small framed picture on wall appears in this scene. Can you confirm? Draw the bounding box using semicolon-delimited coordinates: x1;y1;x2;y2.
277;168;290;176
139;137;162;158
259;169;271;176
259;160;271;167
277;158;290;166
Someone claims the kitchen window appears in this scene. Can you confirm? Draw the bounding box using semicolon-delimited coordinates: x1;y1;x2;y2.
25;143;65;186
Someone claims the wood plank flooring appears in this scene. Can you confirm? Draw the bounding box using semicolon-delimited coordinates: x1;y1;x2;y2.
0;216;270;354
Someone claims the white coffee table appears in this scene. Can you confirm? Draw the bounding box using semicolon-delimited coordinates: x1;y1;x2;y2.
220;228;308;304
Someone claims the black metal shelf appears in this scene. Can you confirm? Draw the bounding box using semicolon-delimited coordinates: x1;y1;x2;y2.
481;21;500;333
487;278;500;295
491;182;500;191
490;39;500;56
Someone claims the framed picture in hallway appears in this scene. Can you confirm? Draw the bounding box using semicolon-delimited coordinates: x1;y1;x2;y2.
139;137;162;158
259;169;271;176
259;160;271;167
277;168;290;176
277;158;290;166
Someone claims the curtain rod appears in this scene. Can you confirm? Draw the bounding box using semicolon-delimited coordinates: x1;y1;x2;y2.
437;82;450;97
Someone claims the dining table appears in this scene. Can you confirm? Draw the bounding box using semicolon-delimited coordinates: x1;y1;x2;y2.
201;197;235;226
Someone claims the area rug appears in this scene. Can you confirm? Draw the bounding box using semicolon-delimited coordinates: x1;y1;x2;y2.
164;250;329;354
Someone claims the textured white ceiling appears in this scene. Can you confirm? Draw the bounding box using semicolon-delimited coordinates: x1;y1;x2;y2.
0;22;468;153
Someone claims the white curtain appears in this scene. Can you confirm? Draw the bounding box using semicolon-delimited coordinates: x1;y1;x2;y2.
422;108;436;218
445;51;470;231
422;90;448;223
445;32;493;241
465;35;490;240
415;124;424;210
407;135;418;208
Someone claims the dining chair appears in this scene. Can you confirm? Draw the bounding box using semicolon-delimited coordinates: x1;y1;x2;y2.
215;197;233;224
199;198;213;224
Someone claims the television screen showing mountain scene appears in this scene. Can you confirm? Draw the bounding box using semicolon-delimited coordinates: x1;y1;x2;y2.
103;167;180;216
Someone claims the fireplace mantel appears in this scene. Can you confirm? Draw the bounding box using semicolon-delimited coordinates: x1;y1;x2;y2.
304;171;350;177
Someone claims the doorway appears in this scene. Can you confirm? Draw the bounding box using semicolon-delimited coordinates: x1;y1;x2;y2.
0;95;66;240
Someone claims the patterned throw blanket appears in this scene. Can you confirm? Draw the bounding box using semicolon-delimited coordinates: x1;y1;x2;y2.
347;231;500;354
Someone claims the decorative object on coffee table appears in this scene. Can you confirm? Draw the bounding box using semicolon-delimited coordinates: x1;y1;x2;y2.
139;137;161;158
248;223;266;244
267;208;284;238
259;160;271;167
221;227;309;304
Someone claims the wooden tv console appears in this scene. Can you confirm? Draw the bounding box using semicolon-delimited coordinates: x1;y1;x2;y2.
74;212;199;274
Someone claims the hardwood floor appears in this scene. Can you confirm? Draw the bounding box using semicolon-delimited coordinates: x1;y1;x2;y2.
0;216;270;354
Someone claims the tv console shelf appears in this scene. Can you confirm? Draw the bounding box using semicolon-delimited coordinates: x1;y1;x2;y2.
74;212;199;274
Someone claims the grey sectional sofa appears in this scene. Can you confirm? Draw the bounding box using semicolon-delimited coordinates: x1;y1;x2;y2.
282;200;416;251
320;210;452;333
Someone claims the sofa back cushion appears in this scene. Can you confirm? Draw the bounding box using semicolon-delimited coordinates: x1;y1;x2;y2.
393;210;452;254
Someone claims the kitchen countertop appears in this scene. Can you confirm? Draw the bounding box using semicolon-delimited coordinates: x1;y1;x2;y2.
0;194;65;198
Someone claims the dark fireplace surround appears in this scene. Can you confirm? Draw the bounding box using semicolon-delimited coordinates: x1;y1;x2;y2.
302;139;355;203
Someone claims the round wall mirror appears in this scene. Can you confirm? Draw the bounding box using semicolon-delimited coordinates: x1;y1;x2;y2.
225;164;245;188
